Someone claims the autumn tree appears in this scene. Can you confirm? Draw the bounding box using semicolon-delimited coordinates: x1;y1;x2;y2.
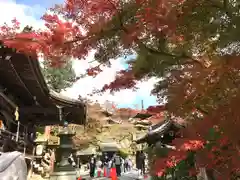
1;0;240;178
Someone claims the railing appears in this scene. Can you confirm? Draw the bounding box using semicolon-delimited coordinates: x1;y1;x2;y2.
0;128;24;142
0;128;34;155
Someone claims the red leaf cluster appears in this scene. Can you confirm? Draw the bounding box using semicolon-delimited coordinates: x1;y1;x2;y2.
101;70;138;92
153;139;203;175
146;105;165;114
152;118;240;178
86;66;102;76
0;15;88;63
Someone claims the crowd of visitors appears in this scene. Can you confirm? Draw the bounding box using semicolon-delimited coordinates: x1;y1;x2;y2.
88;150;146;177
0;138;147;179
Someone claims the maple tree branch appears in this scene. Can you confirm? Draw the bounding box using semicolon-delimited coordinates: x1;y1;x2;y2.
88;59;98;63
195;106;208;115
64;34;94;45
111;4;196;63
65;3;193;64
118;19;184;59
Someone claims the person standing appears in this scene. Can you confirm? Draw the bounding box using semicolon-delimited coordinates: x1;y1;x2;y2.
102;152;109;166
124;157;129;172
121;157;125;173
136;151;141;172
102;153;109;176
107;158;112;177
96;157;102;176
128;158;133;171
139;151;146;175
113;152;122;176
124;157;131;172
89;154;96;177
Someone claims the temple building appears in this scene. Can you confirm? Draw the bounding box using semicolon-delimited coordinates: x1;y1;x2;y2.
135;113;185;150
0;44;87;176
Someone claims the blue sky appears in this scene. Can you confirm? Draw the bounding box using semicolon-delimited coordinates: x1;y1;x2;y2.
16;0;63;18
16;0;63;9
6;0;158;109
118;96;158;109
117;56;158;108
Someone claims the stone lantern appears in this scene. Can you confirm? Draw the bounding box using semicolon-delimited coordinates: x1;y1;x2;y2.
50;121;77;180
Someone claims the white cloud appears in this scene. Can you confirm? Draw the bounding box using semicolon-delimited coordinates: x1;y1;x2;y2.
0;0;44;29
62;56;137;104
61;53;158;106
0;0;158;107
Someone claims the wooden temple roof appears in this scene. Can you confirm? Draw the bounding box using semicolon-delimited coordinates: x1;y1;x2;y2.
135;119;184;144
132;113;152;119
0;45;86;126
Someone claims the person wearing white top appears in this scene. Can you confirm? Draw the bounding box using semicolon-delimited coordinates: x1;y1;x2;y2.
96;159;102;169
128;158;133;171
0;139;27;180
